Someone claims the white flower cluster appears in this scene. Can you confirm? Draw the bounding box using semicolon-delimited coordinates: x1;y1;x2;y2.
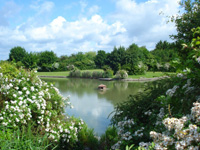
166;85;179;97
111;117;135;150
155;108;165;126
0;69;84;143
144;110;152;116
150;102;200;150
182;79;196;94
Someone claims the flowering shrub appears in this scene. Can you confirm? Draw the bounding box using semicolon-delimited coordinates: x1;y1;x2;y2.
111;28;200;150
115;70;128;79
0;61;85;148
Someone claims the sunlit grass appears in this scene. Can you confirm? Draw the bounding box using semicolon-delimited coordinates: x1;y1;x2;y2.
128;72;174;79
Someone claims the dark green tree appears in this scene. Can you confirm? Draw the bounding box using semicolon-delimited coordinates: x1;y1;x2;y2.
107;46;126;73
38;51;58;71
94;50;107;68
9;46;27;62
22;52;39;70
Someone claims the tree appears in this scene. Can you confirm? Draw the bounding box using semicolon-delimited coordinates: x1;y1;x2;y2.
171;0;200;43
94;50;107;68
9;46;27;62
107;46;126;73
22;52;39;70
38;51;58;71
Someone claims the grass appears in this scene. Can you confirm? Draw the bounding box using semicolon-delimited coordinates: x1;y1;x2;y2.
37;71;70;76
128;72;173;79
37;70;173;79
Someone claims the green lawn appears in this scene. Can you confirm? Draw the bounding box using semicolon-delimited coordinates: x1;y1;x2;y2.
128;72;172;79
37;70;173;79
37;71;70;76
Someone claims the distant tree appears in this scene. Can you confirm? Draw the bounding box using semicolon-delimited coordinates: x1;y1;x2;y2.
38;51;58;71
22;52;39;70
107;46;126;74
123;44;147;75
85;51;96;60
9;46;27;62
94;50;107;68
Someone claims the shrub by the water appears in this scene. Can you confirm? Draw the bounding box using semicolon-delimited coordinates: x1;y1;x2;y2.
115;70;128;79
82;71;92;78
111;27;200;149
103;69;113;78
0;61;86;149
69;69;82;78
92;71;103;78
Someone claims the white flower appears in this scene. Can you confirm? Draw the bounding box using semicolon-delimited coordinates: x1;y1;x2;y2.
26;90;30;95
16;118;19;122
0;73;3;77
18;101;23;106
13;94;17;98
23;87;27;91
31;86;34;91
18;91;22;95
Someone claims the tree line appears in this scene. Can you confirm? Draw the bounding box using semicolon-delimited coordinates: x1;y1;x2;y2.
8;40;178;75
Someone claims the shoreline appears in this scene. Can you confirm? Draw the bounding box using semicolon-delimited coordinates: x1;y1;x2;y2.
38;75;169;82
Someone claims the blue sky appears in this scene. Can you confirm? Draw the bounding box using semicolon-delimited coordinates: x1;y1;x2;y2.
0;0;180;60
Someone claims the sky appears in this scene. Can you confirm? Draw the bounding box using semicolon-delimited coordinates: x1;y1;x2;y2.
0;0;181;60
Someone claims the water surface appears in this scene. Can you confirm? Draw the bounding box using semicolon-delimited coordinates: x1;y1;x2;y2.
42;78;146;135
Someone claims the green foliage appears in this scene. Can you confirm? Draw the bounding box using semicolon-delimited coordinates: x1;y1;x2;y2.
69;69;82;78
111;27;200;149
82;71;92;78
99;126;118;150
76;124;99;150
111;78;177;149
9;46;27;62
150;41;178;72
115;70;128;79
94;50;108;69
103;69;113;78
38;51;58;72
92;71;103;78
107;46;126;74
0;62;86;149
171;0;200;43
23;52;39;70
0;124;52;150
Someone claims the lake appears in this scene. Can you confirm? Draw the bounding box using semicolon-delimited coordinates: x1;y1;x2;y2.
42;78;146;135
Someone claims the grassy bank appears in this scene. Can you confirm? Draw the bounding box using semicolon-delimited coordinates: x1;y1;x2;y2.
37;70;172;79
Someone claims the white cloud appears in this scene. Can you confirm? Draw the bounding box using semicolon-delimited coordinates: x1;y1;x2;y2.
109;0;180;49
0;0;181;60
0;14;127;59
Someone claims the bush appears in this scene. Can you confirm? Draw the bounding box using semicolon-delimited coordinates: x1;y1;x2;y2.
103;69;113;78
99;126;118;150
0;61;86;149
82;71;92;78
0;124;52;150
69;69;82;78
115;70;128;79
92;71;104;78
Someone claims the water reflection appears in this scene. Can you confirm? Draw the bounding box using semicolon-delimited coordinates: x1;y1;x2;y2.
42;78;145;135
